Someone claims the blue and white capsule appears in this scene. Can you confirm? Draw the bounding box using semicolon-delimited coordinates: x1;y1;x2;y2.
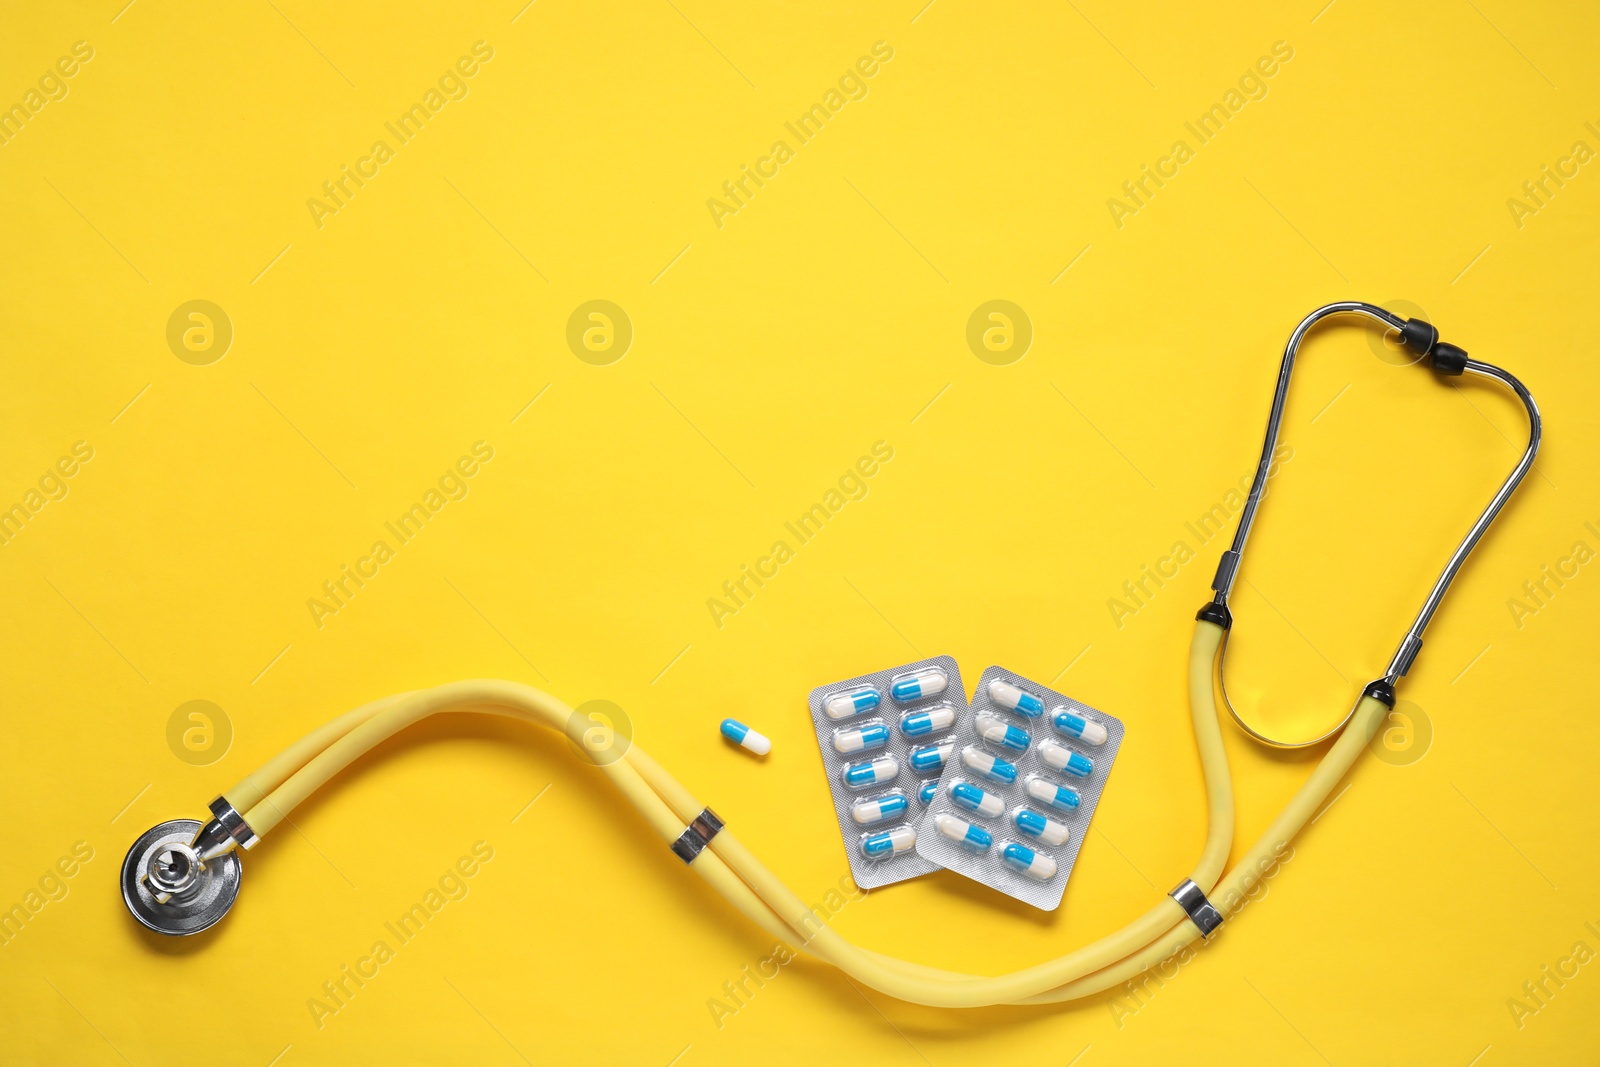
1024;776;1081;813
1051;707;1109;745
824;685;882;719
1013;807;1071;847
1001;842;1058;881
890;667;948;704
988;679;1045;718
720;718;771;755
918;780;938;806
950;782;1004;818
1038;738;1094;778
975;712;1031;752
960;746;1018;785
861;825;916;860
908;739;954;773
843;754;900;789
899;702;956;738
833;722;890;755
851;792;909;825
934;814;993;853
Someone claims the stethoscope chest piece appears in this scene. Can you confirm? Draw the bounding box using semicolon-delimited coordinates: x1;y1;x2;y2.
121;819;242;936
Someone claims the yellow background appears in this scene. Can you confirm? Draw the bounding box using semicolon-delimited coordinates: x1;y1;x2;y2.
2;0;1597;1063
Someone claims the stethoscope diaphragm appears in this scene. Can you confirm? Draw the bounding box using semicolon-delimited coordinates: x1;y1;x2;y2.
120;819;241;936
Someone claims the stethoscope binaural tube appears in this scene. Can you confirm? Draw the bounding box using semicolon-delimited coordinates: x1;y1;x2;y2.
1205;302;1543;747
120;303;1542;1007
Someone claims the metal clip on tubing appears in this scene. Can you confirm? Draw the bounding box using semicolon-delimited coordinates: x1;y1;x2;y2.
1203;301;1542;747
125;303;1541;1008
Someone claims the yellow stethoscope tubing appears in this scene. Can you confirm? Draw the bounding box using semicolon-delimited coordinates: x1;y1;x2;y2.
218;619;1387;1008
202;305;1537;1005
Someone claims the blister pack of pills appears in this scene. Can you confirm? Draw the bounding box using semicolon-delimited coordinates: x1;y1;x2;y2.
807;656;967;889
914;666;1124;910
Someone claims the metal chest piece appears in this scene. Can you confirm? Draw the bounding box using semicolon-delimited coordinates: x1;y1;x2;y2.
121;816;244;936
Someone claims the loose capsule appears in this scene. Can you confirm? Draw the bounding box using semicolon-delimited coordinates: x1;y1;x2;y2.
824;685;882;719
862;825;916;859
720;718;771;755
918;780;938;805
934;813;992;852
908;739;954;773
1051;707;1109;745
960;747;1018;785
1037;738;1094;778
834;722;890;755
1014;808;1071;847
950;782;1004;818
852;792;909;825
988;679;1044;718
1002;842;1058;881
891;667;948;703
843;755;900;789
975;712;1031;752
1024;777;1081;813
899;703;956;737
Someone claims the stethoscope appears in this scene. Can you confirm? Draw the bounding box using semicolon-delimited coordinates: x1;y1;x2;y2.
121;302;1541;1007
1211;301;1541;747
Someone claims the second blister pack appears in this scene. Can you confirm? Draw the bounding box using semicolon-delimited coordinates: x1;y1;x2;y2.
914;665;1124;910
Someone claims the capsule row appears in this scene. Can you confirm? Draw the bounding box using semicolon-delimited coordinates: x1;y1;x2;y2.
932;814;1059;881
851;781;943;827
957;743;1092;788
841;736;964;789
948;782;1073;845
976;708;1106;757
822;666;950;720
957;749;1086;814
833;703;959;755
844;747;950;789
987;678;1110;746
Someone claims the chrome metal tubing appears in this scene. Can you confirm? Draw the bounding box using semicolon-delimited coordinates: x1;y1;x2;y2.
1210;303;1542;747
1213;301;1406;602
1381;359;1542;682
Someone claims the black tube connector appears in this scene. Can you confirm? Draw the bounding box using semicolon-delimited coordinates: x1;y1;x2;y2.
1395;317;1468;376
1362;679;1396;708
1430;341;1468;376
1397;317;1439;356
1195;601;1233;629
